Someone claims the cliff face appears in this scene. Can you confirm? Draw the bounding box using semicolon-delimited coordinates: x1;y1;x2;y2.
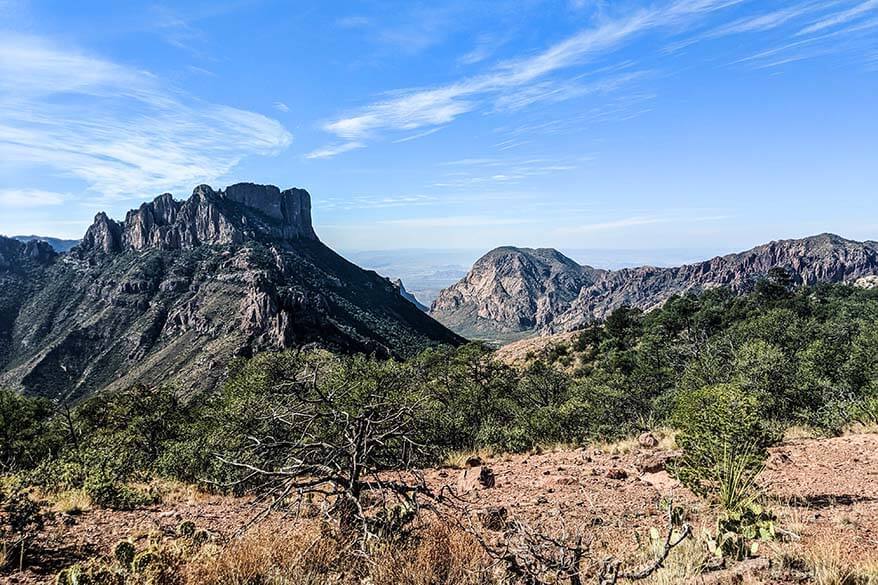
431;247;604;341
0;183;461;401
78;183;316;255
432;234;878;339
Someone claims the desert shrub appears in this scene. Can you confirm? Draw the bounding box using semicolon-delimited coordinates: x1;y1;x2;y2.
671;383;776;499
474;423;532;453
0;389;63;473
733;339;795;414
83;475;158;511
0;482;46;571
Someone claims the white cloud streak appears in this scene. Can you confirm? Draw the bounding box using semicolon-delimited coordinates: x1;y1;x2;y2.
0;189;66;207
0;33;292;201
314;0;744;156
379;216;532;228
305;141;364;159
797;0;878;35
312;0;742;156
554;214;727;235
315;0;878;158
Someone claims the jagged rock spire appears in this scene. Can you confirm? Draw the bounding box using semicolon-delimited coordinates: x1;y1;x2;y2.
78;183;318;255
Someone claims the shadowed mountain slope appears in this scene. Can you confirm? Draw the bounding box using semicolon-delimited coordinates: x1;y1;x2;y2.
0;183;462;401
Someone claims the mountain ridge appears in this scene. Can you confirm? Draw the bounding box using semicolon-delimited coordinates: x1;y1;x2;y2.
431;233;878;340
0;183;462;401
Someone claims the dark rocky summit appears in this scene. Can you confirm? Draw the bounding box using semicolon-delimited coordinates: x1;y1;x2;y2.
432;234;878;340
0;183;461;401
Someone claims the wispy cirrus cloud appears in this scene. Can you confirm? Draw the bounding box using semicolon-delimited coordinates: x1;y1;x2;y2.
305;141;364;159
0;189;66;207
379;215;532;228
797;0;878;35
0;32;292;201
734;14;878;68
312;0;744;157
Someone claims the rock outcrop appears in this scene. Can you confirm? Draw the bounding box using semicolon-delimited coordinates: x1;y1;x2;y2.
431;247;604;340
432;234;878;339
0;183;462;401
78;183;316;256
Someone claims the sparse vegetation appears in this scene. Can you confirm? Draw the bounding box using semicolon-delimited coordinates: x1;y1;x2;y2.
2;280;878;581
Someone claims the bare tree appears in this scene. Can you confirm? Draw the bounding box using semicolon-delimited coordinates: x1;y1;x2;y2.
216;352;434;540
467;502;691;585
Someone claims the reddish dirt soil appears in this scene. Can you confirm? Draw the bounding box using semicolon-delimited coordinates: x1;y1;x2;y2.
763;433;878;562
4;433;877;584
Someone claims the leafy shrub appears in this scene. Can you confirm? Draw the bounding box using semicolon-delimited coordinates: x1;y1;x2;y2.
83;477;157;511
0;389;63;473
1;482;46;571
475;423;532;453
671;384;776;498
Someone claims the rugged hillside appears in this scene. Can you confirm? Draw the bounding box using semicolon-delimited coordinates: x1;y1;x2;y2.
430;247;604;341
0;183;462;401
432;234;878;339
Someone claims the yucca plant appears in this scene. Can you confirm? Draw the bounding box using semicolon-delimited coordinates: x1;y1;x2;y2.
715;444;763;514
706;444;776;560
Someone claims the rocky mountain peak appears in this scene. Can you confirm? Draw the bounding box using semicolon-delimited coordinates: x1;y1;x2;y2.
77;182;317;257
432;234;878;340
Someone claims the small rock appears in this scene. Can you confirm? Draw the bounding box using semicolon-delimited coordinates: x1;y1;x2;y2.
637;451;678;474
479;466;496;488
457;466;496;492
638;432;659;449
606;468;628;480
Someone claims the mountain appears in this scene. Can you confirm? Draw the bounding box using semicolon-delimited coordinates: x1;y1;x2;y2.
0;183;462;401
12;235;80;253
431;247;605;341
431;234;878;340
390;278;429;312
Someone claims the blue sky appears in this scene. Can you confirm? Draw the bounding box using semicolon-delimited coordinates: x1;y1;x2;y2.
1;0;877;255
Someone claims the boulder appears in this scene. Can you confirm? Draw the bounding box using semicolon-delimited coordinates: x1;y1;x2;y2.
637;451;679;474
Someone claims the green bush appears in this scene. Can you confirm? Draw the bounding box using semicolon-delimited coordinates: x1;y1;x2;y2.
671;384;776;499
83;477;157;511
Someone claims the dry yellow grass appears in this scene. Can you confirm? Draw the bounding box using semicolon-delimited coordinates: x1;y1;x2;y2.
149;479;211;505
51;489;92;515
804;538;878;585
640;535;709;585
595;428;677;455
782;425;824;442
186;520;491;585
442;447;498;469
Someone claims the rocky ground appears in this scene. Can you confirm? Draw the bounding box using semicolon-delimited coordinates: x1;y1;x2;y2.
4;433;877;584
